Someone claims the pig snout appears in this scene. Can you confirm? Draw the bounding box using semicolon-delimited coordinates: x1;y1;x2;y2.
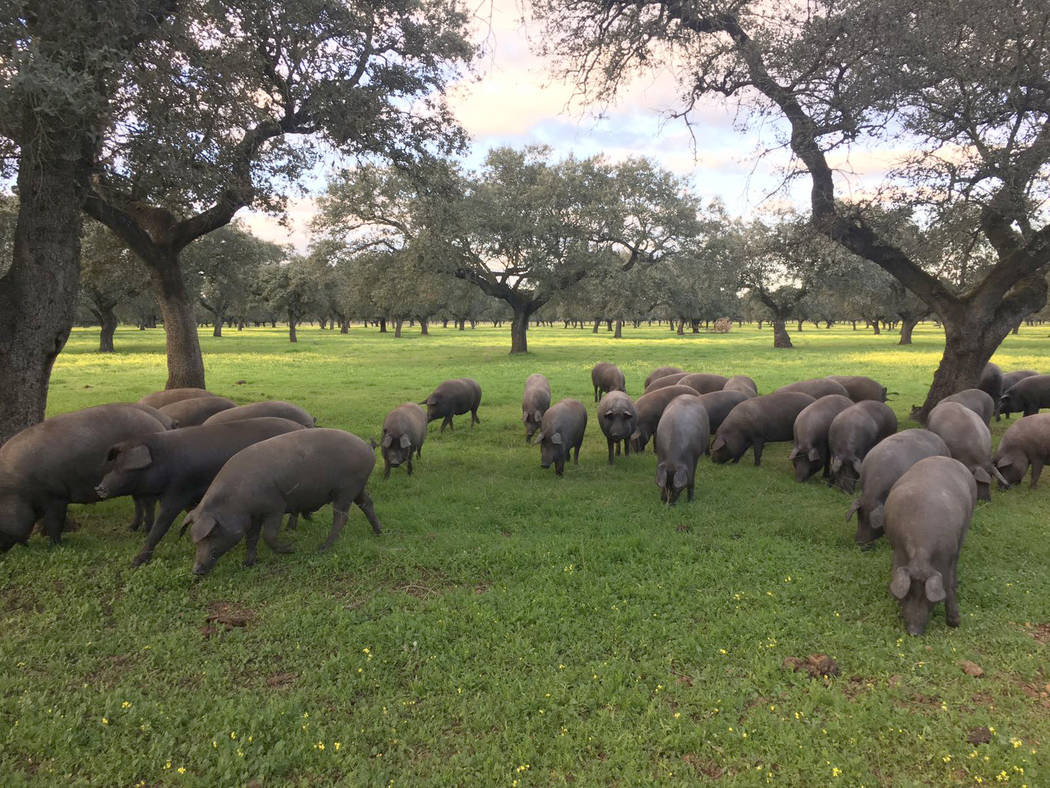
94;483;110;499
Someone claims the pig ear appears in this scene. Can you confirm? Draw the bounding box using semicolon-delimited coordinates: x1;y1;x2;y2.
656;467;667;487
924;572;946;603
869;505;885;533
673;468;689;489
533;410;542;423
123;444;153;470
521;412;529;424
995;455;1012;469
829;457;843;473
845;499;860;522
991;464;1010;485
399;434;411;449
973;467;991;484
807;448;821;462
532;431;544;445
188;511;217;543
889;567;911;599
381;434;393;448
788;446;800;460
851;458;863;476
711;436;726;452
550;432;563;445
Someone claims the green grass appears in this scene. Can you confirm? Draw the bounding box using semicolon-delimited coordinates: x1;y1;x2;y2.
2;322;1048;786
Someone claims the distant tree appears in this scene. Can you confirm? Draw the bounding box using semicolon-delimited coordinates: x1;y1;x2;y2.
79;224;151;352
255;258;321;343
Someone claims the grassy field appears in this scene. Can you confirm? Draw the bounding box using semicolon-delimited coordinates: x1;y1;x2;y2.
2;322;1048;786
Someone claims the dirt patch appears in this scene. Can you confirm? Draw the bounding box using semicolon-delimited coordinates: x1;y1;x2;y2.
675;524;691;533
841;676;875;700
1;585;42;614
682;754;725;779
784;654;839;679
1020;681;1050;709
396;571;454;599
83;653;136;688
967;726;993;745
1030;623;1050;644
959;660;985;677
202;601;256;637
265;671;297;689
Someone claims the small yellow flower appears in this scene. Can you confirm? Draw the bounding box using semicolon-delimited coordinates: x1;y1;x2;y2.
942;755;951;763
212;740;217;748
101;718;109;725
719;649;727;655
164;761;171;770
674;712;680;719
121;701;130;709
176;767;186;775
832;767;841;777
334;742;341;750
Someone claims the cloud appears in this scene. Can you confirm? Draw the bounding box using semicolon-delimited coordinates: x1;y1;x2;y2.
239;196;318;253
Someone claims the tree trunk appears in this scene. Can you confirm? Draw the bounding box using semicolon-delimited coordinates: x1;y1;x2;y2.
676;320;685;335
614;319;623;338
420;318;429;335
851;320;857;330
394;319;403;338
510;304;533;353
899;316;919;345
871;320;881;336
99;307;118;353
458;318;465;331
288;311;298;343
378;317;387;333
0;123;89;443
143;253;206;388
592;318;600;333
757;319;763;330
796;318;804;332
339;319;349;334
772;319;793;348
212;313;224;338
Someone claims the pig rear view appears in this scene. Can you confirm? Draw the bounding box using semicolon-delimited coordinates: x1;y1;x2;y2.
884;456;976;635
655;395;710;504
522;374;552;442
186;429;382;575
591;363;626;402
534;399;587;476
926;401;1003;501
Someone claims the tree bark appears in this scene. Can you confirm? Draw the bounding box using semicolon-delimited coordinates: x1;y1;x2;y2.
340;319;350;334
870;320;881;336
614;319;623;338
147;252;206;387
99;307;118;352
592;318;600;333
772;319;793;348
394;319;403;338
899;316;919;345
288;311;298;343
420;317;429;335
510;304;535;353
212;313;224;338
378;317;387;333
0;134;91;442
796;318;804;332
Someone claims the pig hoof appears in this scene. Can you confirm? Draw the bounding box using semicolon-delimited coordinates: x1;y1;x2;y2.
243;556;257;567
947;616;960;628
131;552;153;567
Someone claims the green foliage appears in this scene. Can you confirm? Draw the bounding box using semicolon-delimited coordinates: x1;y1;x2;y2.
3;324;1049;785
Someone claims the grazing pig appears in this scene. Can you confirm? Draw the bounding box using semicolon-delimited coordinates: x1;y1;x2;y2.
630;385;700;453
644;372;690;392
789;395;854;482
591;363;626;402
422;378;482;432
825;375;888;402
159;396;237;427
978;362;1003;413
380;403;426;478
534;399;587;476
186;429;382;575
999;374;1050;418
138;388;215;409
710;392;815;466
993;413;1050;488
655;396;710;504
723;375;758;397
645;366;684;388
776;378;850;399
926;401;1003;500
597;391;637;464
95;417;308;565
0;404;167;550
522;374;552;442
130;403;179;430
847;429;950;545
678;373;729;395
941;389;995;426
698;390;752;432
885;456;976;635
203;400;315;428
998;370;1039;418
828;401;898;492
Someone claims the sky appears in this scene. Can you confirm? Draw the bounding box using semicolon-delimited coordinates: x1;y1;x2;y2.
241;0;887;252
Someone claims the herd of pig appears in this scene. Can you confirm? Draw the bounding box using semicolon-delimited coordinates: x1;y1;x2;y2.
2;363;1049;634
531;362;1050;635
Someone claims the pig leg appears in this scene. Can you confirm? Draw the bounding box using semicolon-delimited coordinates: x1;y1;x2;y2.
133;495;195;566
624;439;630;457
573;442;581;465
945;557;961;628
555;456;565;476
355;490;382;535
441;414;453;433
243;522;262;566
470;407;480;427
594;386;600;403
42;501;70;545
318;507;349;551
1029;458;1044;489
261;513;293;554
285;513;299;531
130;498;155;532
383;459;392;479
606;437;615;465
406;455;413;475
752;440;765;466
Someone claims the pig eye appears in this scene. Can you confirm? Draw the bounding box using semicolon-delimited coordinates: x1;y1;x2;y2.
106;448;119;461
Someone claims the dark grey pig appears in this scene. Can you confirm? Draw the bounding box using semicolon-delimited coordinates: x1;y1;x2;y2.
203;400;315;428
591;363;626;402
993;413;1050;488
723;375;758;397
138;388;215;409
644;372;690;392
655;395;710;504
422;378;482;432
999;374;1050;418
885;456;976;635
847;429;950;545
130;403;179;430
380;403;426;478
522;374;551;442
0;404;167;550
978;362;1003;416
776;378;850;399
597;391;637;464
630;385;700;453
710;392;815;466
159;396;237;427
95;417;308;565
678;373;729;395
926;401;1004;500
998;370;1039;418
187;429;382;575
789;394;854;482
645;366;684;388
828;401;898;492
698;390;752;432
825;375;888;402
941;389;995;426
534;399;587;476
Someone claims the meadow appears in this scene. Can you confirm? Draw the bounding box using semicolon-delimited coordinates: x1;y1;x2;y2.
1;322;1048;786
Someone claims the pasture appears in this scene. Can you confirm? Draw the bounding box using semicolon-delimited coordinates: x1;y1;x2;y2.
2;323;1048;786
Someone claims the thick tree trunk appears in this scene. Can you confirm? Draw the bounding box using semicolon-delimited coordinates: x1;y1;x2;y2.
378;317;387;333
899;316;919;345
420;318;429;335
394;319;403;338
676;320;685;335
141;252;206;388
0;125;88;443
757;320;763;330
592;318;600;333
614;319;623;338
340;319;349;334
796;319;804;332
288;312;297;343
457;318;465;331
871;320;881;336
510;303;535;354
99;307;118;352
212;313;224;338
851;320;857;330
772;319;793;348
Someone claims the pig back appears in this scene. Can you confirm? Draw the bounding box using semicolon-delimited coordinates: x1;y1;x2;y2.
203;400;314;428
858;429;950;509
731;392;816;443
